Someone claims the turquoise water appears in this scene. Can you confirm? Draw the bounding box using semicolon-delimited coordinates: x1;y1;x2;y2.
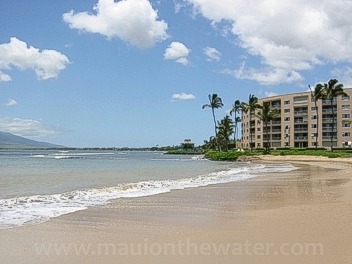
0;150;296;229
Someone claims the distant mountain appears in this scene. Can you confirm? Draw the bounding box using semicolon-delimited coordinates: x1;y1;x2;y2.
0;131;63;148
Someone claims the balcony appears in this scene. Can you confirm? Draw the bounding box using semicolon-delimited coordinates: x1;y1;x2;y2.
322;118;334;123
322;136;337;140
294;119;308;124
272;137;282;141
294;128;308;132
271;129;282;133
322;109;337;113
322;99;337;105
322;127;336;131
272;121;281;125
272;104;281;109
294;136;308;140
294;111;308;115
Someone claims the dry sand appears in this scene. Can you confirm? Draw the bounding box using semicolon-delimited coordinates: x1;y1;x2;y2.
1;155;352;264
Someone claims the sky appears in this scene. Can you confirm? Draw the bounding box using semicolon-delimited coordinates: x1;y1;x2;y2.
1;0;352;147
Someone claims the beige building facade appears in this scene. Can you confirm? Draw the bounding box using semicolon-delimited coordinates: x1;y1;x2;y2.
241;88;352;149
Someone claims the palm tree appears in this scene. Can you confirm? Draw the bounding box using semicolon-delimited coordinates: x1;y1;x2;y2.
217;115;234;151
202;94;224;151
322;79;347;152
256;102;279;151
309;83;324;149
230;100;242;147
242;94;261;152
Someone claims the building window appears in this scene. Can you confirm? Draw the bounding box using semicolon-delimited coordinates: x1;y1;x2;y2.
342;132;351;137
311;124;317;128
284;117;290;121
284;108;290;113
342;105;350;110
342;122;351;127
257;135;261;139
311;142;319;146
311;115;317;120
257;127;261;131
342;114;351;119
284;100;290;105
311;106;318;111
342;95;350;100
311;133;317;138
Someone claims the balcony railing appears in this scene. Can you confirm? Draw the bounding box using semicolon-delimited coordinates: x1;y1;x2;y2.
294;136;308;140
322;109;337;113
294;120;308;123
322;136;337;140
322;99;337;105
294;128;308;131
294;111;308;115
272;138;282;141
271;129;281;133
272;121;281;125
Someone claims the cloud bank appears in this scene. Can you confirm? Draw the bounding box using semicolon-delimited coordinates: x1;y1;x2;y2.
0;37;70;81
0;116;65;138
187;0;352;85
63;0;168;49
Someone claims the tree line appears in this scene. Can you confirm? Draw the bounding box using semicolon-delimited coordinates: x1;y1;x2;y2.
202;79;347;152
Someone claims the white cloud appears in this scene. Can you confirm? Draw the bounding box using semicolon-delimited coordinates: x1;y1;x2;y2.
63;0;168;49
223;62;303;86
171;92;195;101
0;37;70;81
331;66;352;87
264;91;278;97
0;116;65;138
0;71;11;82
187;0;352;84
6;99;17;106
164;42;191;65
203;46;221;62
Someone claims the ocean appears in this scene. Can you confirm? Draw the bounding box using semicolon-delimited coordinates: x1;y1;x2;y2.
0;150;296;229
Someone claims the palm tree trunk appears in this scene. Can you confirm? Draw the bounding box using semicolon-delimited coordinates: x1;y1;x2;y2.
265;121;269;151
330;98;335;152
233;112;237;142
315;100;319;149
249;110;253;152
212;108;221;152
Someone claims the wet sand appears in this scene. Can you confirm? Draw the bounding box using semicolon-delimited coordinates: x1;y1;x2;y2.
1;156;352;264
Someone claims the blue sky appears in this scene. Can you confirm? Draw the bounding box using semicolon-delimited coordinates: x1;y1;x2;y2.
1;0;352;147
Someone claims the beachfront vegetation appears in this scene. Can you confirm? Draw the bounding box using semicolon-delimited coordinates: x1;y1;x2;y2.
201;78;351;160
202;94;224;151
242;94;262;152
322;79;347;151
256;102;280;151
309;83;324;149
229;100;242;144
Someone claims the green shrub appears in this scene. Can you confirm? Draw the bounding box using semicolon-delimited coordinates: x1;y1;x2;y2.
205;151;244;161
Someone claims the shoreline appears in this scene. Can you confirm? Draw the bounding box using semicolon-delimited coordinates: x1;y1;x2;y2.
1;156;352;263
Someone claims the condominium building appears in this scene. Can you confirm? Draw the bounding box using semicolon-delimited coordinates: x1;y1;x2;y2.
241;88;352;149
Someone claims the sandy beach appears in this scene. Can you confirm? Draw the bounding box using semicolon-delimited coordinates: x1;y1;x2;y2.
1;155;352;264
